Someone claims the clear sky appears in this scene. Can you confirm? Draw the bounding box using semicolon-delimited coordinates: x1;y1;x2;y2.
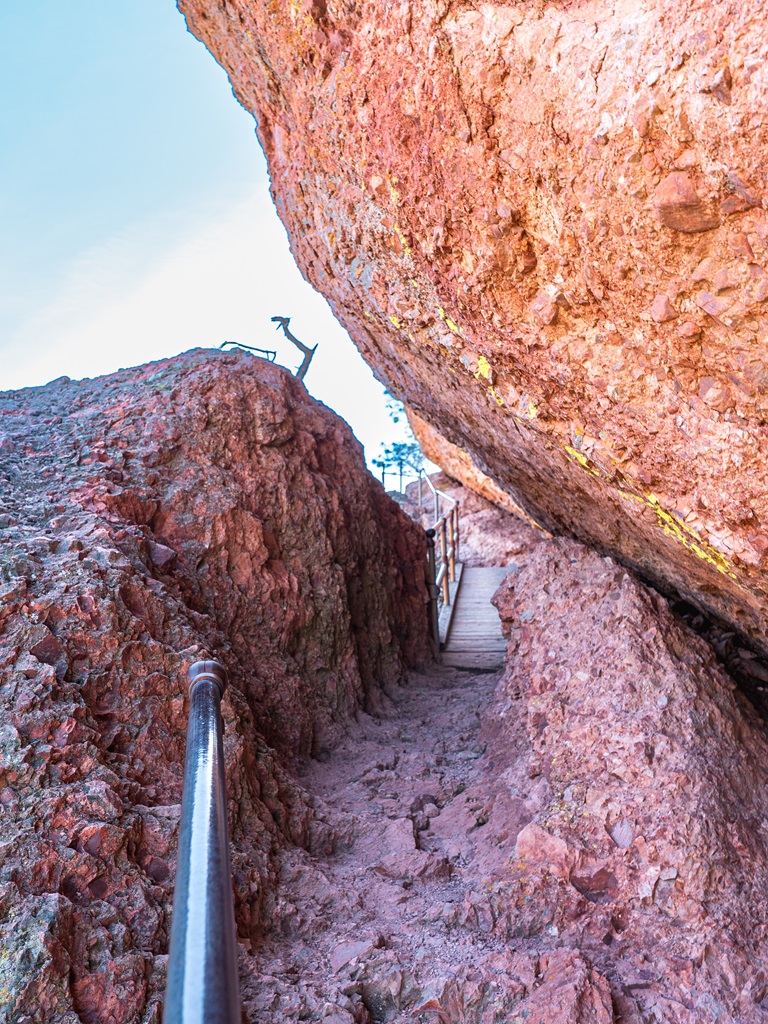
0;1;414;472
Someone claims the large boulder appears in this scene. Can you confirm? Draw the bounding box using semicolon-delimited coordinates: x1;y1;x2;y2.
178;0;768;651
488;537;768;1022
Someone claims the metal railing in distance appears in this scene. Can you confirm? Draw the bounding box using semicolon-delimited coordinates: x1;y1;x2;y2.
219;340;277;361
164;661;240;1024
419;471;460;647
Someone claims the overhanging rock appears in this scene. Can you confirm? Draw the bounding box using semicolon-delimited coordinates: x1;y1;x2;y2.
179;0;768;650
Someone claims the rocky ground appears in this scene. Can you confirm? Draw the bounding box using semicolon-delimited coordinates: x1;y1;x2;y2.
222;494;768;1023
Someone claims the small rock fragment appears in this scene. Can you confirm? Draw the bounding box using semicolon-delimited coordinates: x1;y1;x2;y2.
721;171;761;215
609;818;634;849
677;321;701;339
744;359;768;394
529;290;558;326
696;290;732;323
710;66;733;105
515;823;575;878
698;377;733;412
330;938;378;973
650;295;678;323
29;634;65;667
697;65;733;104
653;173;720;233
148;540;177;570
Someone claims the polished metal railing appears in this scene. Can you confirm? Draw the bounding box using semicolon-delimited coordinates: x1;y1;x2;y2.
164;661;240;1024
419;471;460;647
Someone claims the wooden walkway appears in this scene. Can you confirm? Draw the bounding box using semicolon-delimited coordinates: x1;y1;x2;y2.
442;566;508;671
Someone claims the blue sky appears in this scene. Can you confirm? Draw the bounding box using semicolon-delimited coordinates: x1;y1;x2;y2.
0;1;413;470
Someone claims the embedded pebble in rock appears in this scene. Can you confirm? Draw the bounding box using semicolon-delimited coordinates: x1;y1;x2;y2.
0;350;430;1022
650;294;679;324
653;172;720;233
178;0;768;657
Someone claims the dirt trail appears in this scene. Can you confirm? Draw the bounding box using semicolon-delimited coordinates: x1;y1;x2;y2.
241;660;549;1023
232;482;558;1023
233;478;768;1023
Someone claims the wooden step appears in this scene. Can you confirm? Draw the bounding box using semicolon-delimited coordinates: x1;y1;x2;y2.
442;565;508;671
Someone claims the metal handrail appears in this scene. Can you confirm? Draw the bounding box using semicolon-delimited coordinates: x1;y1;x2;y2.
418;471;460;646
219;340;277;361
164;661;240;1024
418;467;457;525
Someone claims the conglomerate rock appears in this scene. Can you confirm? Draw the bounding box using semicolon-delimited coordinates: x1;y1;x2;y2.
178;0;768;653
407;411;527;518
0;350;430;1022
488;539;768;1022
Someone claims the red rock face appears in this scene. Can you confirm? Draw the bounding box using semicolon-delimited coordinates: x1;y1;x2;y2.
490;539;768;1022
177;0;768;654
0;350;430;1021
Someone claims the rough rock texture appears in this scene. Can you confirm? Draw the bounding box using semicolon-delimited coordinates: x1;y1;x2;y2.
152;492;768;1023
407;410;529;519
490;540;768;1022
178;0;768;655
0;350;430;1022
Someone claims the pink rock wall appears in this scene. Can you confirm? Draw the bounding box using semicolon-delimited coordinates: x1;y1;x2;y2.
488;538;768;1022
0;350;430;1021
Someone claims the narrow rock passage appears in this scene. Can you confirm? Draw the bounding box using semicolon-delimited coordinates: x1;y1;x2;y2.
232;474;768;1023
242;660;547;1023
234;485;568;1022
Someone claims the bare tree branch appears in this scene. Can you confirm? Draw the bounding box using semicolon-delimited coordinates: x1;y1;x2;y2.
271;316;317;381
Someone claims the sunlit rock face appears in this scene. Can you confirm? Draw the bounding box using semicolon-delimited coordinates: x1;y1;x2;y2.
178;0;768;652
0;351;430;1021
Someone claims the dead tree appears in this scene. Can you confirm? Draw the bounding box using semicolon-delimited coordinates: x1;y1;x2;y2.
271;316;317;382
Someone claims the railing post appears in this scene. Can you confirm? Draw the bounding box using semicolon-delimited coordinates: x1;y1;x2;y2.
425;528;440;647
439;519;450;606
454;504;460;566
448;508;456;583
164;661;240;1024
418;472;423;513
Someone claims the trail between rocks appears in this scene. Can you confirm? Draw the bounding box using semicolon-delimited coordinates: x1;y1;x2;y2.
243;661;548;1023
